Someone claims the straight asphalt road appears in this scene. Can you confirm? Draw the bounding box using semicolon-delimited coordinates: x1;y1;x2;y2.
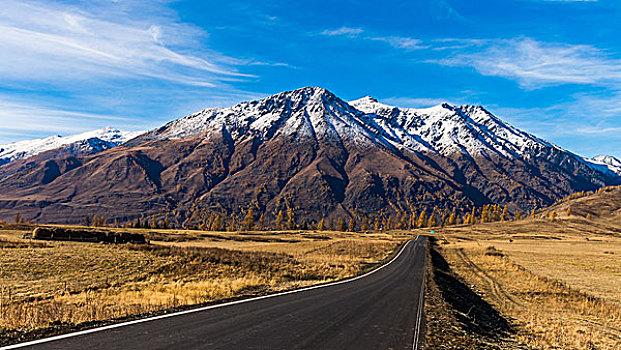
5;235;427;350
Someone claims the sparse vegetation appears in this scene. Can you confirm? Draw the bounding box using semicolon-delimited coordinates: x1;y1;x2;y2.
423;187;621;349
0;226;403;345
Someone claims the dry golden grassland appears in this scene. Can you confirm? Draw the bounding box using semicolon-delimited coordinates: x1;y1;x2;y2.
422;214;621;350
0;226;405;343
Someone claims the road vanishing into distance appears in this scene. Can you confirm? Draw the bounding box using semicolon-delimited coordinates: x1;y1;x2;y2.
5;236;428;350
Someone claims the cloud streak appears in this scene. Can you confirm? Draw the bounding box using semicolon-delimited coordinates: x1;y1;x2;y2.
370;36;425;50
320;27;364;37
320;31;621;89
320;27;424;51
432;38;621;88
0;0;252;88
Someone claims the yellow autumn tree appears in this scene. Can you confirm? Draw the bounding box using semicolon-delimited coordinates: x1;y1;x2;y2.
242;208;254;231
480;205;489;223
287;207;296;230
275;210;285;230
257;213;265;231
447;210;456;226
428;212;438;227
211;215;222;231
228;214;237;231
361;216;369;231
409;212;417;229
317;217;326;231
501;205;508;221
417;211;427;228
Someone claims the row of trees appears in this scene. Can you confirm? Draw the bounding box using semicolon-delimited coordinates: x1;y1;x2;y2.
169;204;520;233
71;200;581;232
60;203;531;233
16;185;617;230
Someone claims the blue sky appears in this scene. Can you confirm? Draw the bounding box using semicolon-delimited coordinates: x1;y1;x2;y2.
0;0;619;158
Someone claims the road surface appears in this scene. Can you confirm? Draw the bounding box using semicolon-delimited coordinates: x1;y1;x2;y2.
5;236;427;350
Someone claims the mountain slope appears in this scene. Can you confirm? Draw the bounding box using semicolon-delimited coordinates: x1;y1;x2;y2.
350;96;619;209
349;96;557;159
547;185;621;220
0;87;618;226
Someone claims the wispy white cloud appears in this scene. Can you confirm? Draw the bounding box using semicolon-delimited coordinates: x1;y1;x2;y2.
319;27;425;51
432;38;621;88
370;36;425;50
320;27;364;37
0;0;254;88
577;125;621;134
560;92;621;118
322;33;621;90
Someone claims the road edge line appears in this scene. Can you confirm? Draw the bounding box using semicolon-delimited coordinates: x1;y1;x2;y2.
412;238;426;349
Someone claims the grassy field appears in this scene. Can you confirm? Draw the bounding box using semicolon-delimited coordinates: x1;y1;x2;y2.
422;213;621;349
2;188;619;347
0;226;406;344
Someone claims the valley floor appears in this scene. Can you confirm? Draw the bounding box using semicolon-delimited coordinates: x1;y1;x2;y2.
2;214;620;349
0;225;405;346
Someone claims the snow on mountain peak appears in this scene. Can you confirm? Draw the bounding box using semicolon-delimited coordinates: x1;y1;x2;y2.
154;87;379;146
585;155;621;176
350;96;394;113
350;97;548;159
0;127;143;165
593;155;621;166
147;88;608;169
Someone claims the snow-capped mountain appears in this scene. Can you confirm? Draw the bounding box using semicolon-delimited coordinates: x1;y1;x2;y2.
150;87;576;165
349;96;561;160
0;127;143;165
149;87;387;148
585;155;621;176
0;87;619;225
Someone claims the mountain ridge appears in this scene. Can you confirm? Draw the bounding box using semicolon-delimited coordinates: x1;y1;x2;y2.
0;87;619;226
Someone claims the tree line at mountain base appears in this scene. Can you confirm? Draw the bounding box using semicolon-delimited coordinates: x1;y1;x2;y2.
3;185;618;232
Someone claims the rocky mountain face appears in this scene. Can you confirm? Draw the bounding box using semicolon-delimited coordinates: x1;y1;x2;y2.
0;87;619;225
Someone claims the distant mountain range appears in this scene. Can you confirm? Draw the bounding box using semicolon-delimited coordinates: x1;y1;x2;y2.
0;87;619;225
0;127;143;165
586;155;621;177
